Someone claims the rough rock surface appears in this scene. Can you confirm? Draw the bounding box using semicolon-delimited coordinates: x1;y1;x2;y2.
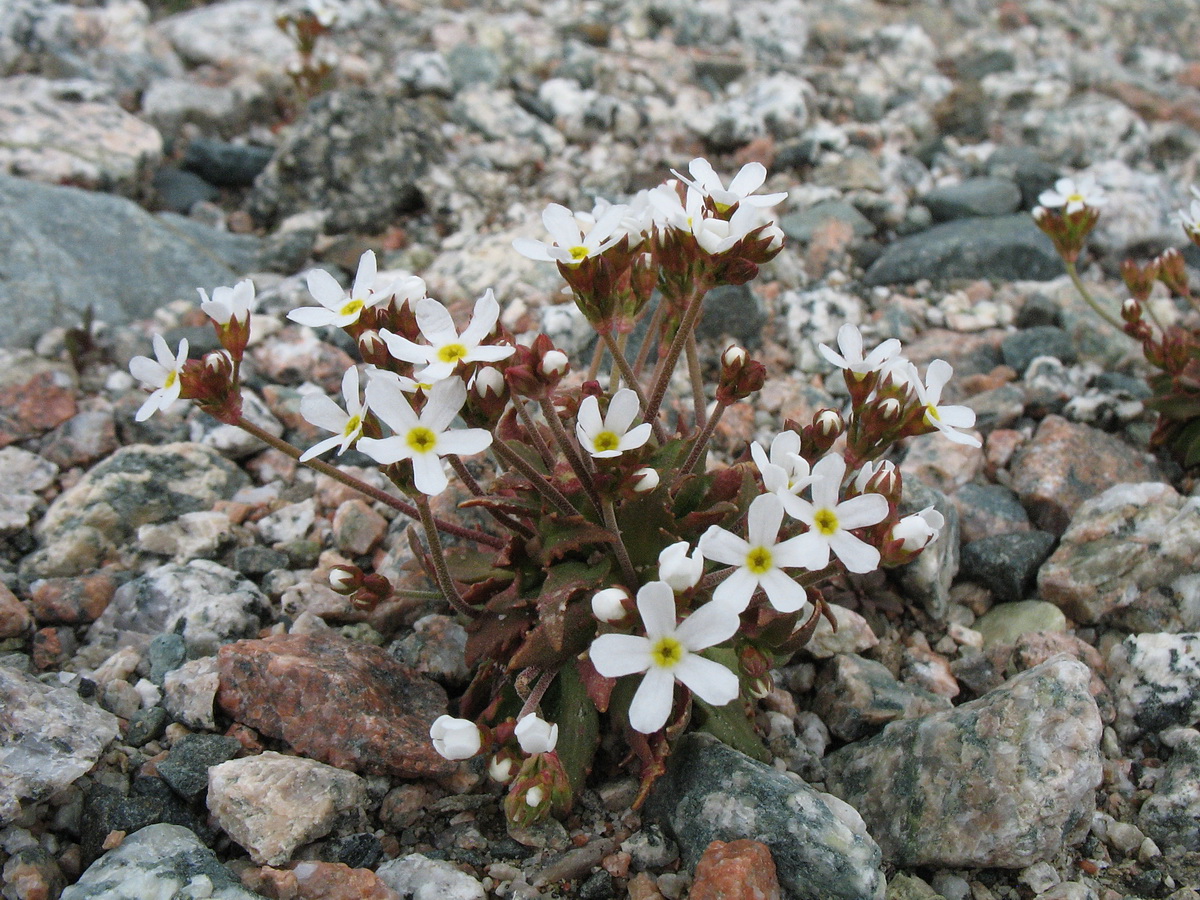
216;632;455;778
689;839;783;900
375;853;488;900
1109;633;1200;739
1138;729;1200;852
812;653;951;742
648;733;886;900
208;751;368;866
0;666;120;824
823;656;1102;867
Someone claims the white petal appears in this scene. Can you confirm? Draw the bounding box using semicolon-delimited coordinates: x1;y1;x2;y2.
727;162;766;197
356;436;409;465
835;493;890;530
576;395;603;438
467;344;515;363
411;451;449;496
809;454;845;509
437;428;493;457
758;568;807;613
129;355;167;387
590;634;652;677
306;268;346;309
604;388;641;435
712;568;757;613
745;494;784;547
288;306;339;328
352;250;377;299
421;377;467;434
923;359;953;402
415;298;459;345
675;599;739;651
789;531;830;570
636;581;678;641
512;237;554;262
459;289;500;346
299;433;345;462
381;330;433;365
673;655;740;706
616;422;652;452
837;323;864;362
299;392;349;434
628;667;675;734
365;377;419;433
828;531;880;574
935;404;976;428
542;203;581;246
697;525;749;566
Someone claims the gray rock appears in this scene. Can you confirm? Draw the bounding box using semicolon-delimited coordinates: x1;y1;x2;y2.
207;751;368;866
0;75;162;196
446;42;503;90
698;72;810;151
863;215;1063;286
125;706;169;747
1001;326;1077;376
153;0;293;75
985;146;1059;210
155;212;262;275
973;601;1068;649
162;656;220;731
959;531;1057;603
376;853;487;900
1109;633;1200;740
1138;729;1200;851
782;286;865;373
450;86;566;166
893;480;959;620
140;76;269;140
812;653;951;742
388;614;470;687
1038;483;1200;627
0;445;58;534
696;284;769;348
0;175;248;349
63;822;260;900
248;89;440;233
157;734;241;801
647;733;884;900
780;200;875;243
0;666;120;825
148;632;187;685
824;656;1102;867
152;167;219;214
621;824;678;871
88;560;270;659
182;138;274;188
953;482;1032;544
923;177;1022;222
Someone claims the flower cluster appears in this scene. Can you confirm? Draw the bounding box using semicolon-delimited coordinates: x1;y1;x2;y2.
131;157;965;825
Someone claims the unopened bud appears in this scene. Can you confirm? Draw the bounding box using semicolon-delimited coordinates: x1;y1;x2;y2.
891;506;945;552
631;467;659;493
525;785;545;808
1121;298;1141;323
473;366;506;397
877;397;901;420
658;541;704;592
540;350;569;377
328;565;362;595
591;587;630;623
489;755;516;783
815;409;843;437
514;714;559;755
722;345;746;368
429;715;482;761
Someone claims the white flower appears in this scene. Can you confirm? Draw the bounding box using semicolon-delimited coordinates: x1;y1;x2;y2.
589;581;740;734
781;454;890;574
357;375;493;496
631;467;660;493
129;334;189;422
514;714;558;755
298;366;367;462
430;715;481;760
513;202;629;265
658;541;704;592
651;185;769;254
914;360;981;447
381;289;514;383
674;158;788;211
489;755;515;783
818;323;902;377
698;494;812;614
198;279;256;325
592;587;630;623
289;250;395;329
525;786;545;807
891;506;945;552
1037;175;1106;214
853;459;896;494
575;388;653;459
750;431;812;500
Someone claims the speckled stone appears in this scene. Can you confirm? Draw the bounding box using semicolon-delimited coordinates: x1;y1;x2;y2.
62;823;260;899
1038;482;1200;627
1009;417;1164;535
0;353;77;448
157;733;242;800
0;582;33;639
1138;729;1200;851
647;733;886;900
959;531;1057;603
216;632;455;778
243;860;403;900
1;666;120;825
953;483;1031;544
376;853;487;900
823;656;1102;867
812;653;951;742
689;839;783;900
804;605;878;659
1109;633;1200;739
208;751;368;866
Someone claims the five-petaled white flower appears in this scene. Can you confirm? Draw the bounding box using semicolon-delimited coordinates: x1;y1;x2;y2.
589;581;740;734
381;289;514;383
575;388;653;459
1037;175;1107;214
698;493;813;614
781;454;890;575
357;375;493;496
198;279;256;325
513;202;629;265
298;366;368;462
818;323;902;378
130;334;189;422
514;714;559;755
750;431;813;501
674;158;788;212
289;250;396;329
891;506;945;552
914;359;981;447
430;715;481;760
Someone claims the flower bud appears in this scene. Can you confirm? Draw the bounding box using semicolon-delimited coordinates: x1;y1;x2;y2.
815;408;842;437
592;587;631;623
489;753;517;783
877;397;901;420
514;714;559;755
540;350;569;377
631;466;660;493
722;345;746;368
891;506;944;552
525;785;545;807
473;365;506;398
429;715;482;760
658;541;704;592
328;564;362;595
1121;298;1142;324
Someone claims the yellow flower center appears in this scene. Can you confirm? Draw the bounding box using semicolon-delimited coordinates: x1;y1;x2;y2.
342;414;361;438
925;404;941;423
593;431;620;452
569;245;590;261
437;343;468;364
745;546;773;575
650;636;684;668
1067;192;1085;206
164;370;178;389
814;508;839;536
340;299;364;317
406;426;437;453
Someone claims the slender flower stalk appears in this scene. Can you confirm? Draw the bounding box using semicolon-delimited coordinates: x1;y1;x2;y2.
491;440;578;517
601;497;639;588
643;282;709;426
598;331;666;443
539;396;601;513
414;493;477;619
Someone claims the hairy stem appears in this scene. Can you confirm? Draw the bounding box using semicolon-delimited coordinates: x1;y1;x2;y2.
685;331;707;430
517;667;559;720
538;397;601;514
1065;260;1129;334
633;301;666;378
449;455;534;539
677;400;727;479
644;284;708;427
414;493;477;619
492;440;578;517
234;416;504;548
515;400;558;470
601;497;639;588
600;330;667;443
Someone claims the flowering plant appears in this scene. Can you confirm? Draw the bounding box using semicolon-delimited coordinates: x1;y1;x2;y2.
131;158;972;825
1034;179;1200;468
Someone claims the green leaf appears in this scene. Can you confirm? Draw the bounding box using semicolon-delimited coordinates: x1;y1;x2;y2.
692;697;770;762
538;514;617;564
550;663;601;795
534;559;609;653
